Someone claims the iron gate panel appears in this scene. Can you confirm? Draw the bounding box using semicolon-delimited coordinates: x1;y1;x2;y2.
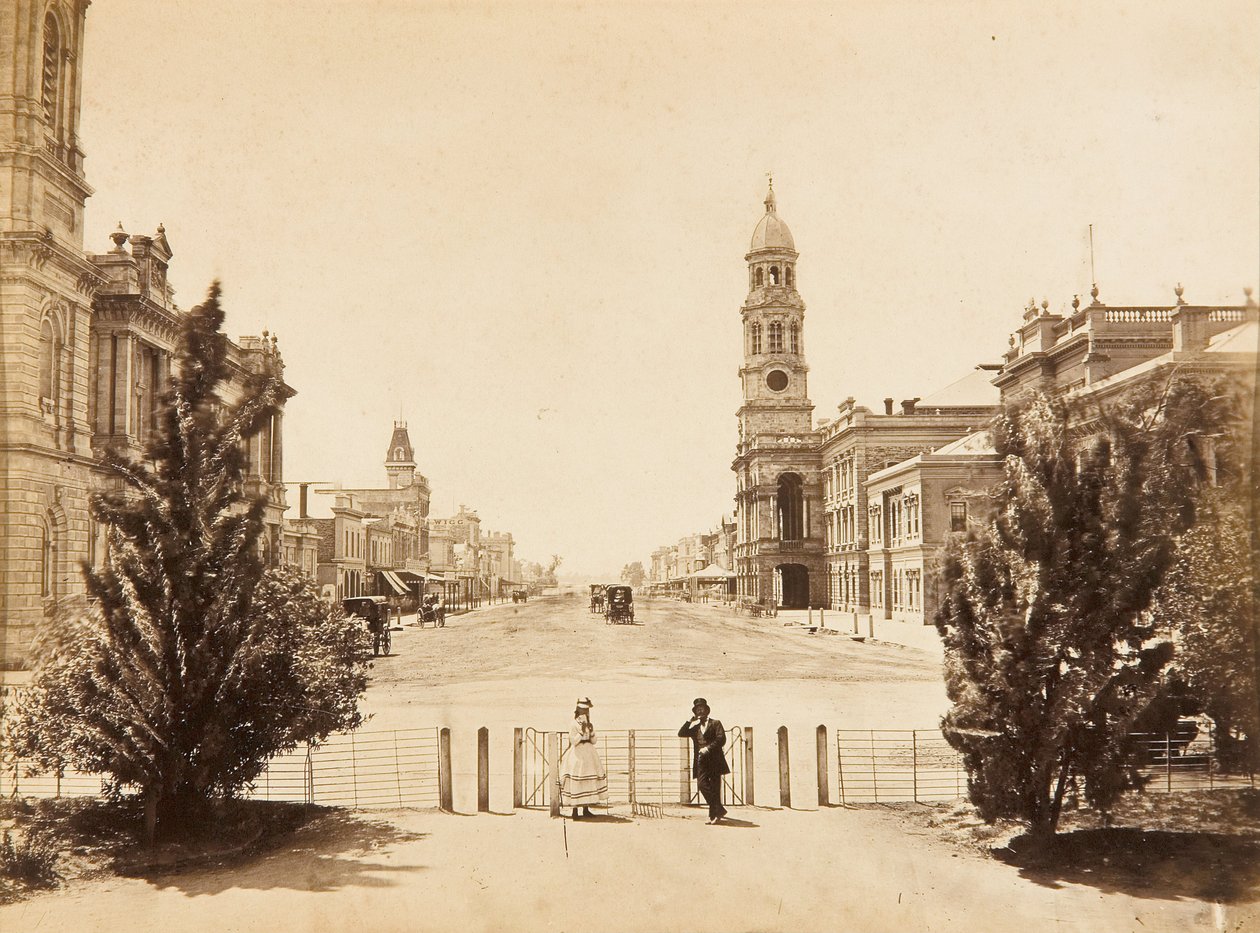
518;726;747;808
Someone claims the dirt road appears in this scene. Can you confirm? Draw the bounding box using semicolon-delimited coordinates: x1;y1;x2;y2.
358;593;950;811
4;806;1248;933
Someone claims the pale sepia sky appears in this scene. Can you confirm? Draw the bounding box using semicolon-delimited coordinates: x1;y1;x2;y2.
79;1;1260;578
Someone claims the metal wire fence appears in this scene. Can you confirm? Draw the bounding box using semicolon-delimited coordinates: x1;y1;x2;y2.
0;727;443;809
835;724;1250;805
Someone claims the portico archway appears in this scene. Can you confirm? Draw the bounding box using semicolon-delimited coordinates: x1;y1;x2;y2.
776;563;809;609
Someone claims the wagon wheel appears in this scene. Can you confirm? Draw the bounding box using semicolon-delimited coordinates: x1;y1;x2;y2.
380;625;392;656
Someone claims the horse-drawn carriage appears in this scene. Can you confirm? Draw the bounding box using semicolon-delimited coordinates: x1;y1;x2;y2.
589;583;605;614
512;589;528;604
342;595;391;656
604;584;634;624
419;593;446;628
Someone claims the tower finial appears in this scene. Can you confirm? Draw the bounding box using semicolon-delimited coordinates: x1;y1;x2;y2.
764;173;776;213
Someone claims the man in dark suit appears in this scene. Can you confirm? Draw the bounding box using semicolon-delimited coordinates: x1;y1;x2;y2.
678;697;729;824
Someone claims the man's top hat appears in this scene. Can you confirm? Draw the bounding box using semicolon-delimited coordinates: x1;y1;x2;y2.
692;698;710;713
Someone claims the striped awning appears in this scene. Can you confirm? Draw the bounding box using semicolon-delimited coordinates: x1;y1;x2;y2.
379;570;410;596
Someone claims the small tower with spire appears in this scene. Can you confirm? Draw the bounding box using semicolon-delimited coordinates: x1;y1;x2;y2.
385;421;417;489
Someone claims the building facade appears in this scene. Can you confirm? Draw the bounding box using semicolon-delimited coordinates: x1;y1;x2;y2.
1;2;291;668
729;184;997;612
731;183;825;609
314;421;431;569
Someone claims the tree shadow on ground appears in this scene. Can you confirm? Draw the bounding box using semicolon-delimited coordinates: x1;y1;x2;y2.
21;799;429;899
995;828;1260;903
130;809;429;897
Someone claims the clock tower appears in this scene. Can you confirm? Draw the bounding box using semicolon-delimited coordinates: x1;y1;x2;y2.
731;182;824;609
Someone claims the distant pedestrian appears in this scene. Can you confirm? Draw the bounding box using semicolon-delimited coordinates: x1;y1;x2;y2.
678;697;729;824
560;697;607;818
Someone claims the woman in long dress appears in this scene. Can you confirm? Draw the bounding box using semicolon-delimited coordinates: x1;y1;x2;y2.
560;697;607;818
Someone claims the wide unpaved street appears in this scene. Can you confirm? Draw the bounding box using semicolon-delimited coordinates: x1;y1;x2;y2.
4;593;1255;932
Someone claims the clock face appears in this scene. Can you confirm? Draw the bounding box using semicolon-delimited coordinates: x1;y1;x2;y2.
766;369;789;392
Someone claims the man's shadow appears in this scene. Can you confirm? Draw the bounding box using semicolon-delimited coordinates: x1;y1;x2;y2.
571;814;633;824
712;817;758;828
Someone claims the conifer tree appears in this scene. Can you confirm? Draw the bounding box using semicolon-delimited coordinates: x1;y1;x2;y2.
15;284;369;841
935;378;1233;839
1151;496;1257;773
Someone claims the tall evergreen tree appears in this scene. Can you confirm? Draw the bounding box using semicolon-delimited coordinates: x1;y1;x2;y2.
935;378;1233;838
1151;496;1257;773
15;284;369;841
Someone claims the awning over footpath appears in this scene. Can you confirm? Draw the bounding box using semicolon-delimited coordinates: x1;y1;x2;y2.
379;570;410;596
689;564;736;580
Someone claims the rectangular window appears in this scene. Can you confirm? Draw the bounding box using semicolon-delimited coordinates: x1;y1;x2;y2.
950;502;967;532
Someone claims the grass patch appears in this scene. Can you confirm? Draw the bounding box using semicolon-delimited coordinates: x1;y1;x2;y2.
0;795;326;904
877;788;1260;903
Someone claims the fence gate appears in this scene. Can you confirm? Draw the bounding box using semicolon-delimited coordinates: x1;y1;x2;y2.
515;726;749;810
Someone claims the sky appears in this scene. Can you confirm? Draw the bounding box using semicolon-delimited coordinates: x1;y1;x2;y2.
78;1;1260;579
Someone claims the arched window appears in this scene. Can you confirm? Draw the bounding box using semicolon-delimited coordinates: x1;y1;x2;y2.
790;323;799;354
40;513;56;600
750;322;762;354
754;268;764;288
394;447;404;460
768;322;783;352
777;473;804;541
769;266;780;286
785;266;794;289
42;13;61;127
38;316;61;414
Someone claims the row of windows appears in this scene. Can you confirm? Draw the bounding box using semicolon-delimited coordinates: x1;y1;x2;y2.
869;492;928;545
748;321;800;355
824;458;857;501
824;506;858;550
890;568;922;613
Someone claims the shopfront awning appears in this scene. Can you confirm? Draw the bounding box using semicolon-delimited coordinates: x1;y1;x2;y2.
379;570;410;596
396;570;426;585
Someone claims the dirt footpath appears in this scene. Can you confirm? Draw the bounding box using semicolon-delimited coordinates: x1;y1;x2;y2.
4;805;1250;933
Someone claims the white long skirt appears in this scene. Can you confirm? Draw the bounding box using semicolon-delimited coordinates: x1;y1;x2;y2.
560;741;608;806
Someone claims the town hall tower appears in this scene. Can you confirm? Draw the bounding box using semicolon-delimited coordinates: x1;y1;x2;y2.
731;183;825;609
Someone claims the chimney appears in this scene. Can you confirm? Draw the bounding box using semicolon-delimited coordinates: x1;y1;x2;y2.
901;398;920;415
883;398;894;415
299;483;310;519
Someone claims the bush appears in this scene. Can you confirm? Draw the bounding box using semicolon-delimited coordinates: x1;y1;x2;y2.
0;829;58;888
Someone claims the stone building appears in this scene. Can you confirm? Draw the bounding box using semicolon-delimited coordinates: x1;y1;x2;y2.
731;182;826;608
309;495;368;600
994;286;1257;404
0;2;291;668
853;288;1257;646
314;421;431;566
818;378;999;620
860;430;1003;648
730;184;998;611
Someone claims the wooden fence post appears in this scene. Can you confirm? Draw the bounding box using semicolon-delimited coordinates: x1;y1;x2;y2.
477;727;490;812
816;725;829;807
744;727;755;806
778;726;791;808
438;727;453;812
512;728;524;809
547;731;560;818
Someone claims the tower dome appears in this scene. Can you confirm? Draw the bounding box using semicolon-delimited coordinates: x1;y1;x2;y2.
749;180;795;252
